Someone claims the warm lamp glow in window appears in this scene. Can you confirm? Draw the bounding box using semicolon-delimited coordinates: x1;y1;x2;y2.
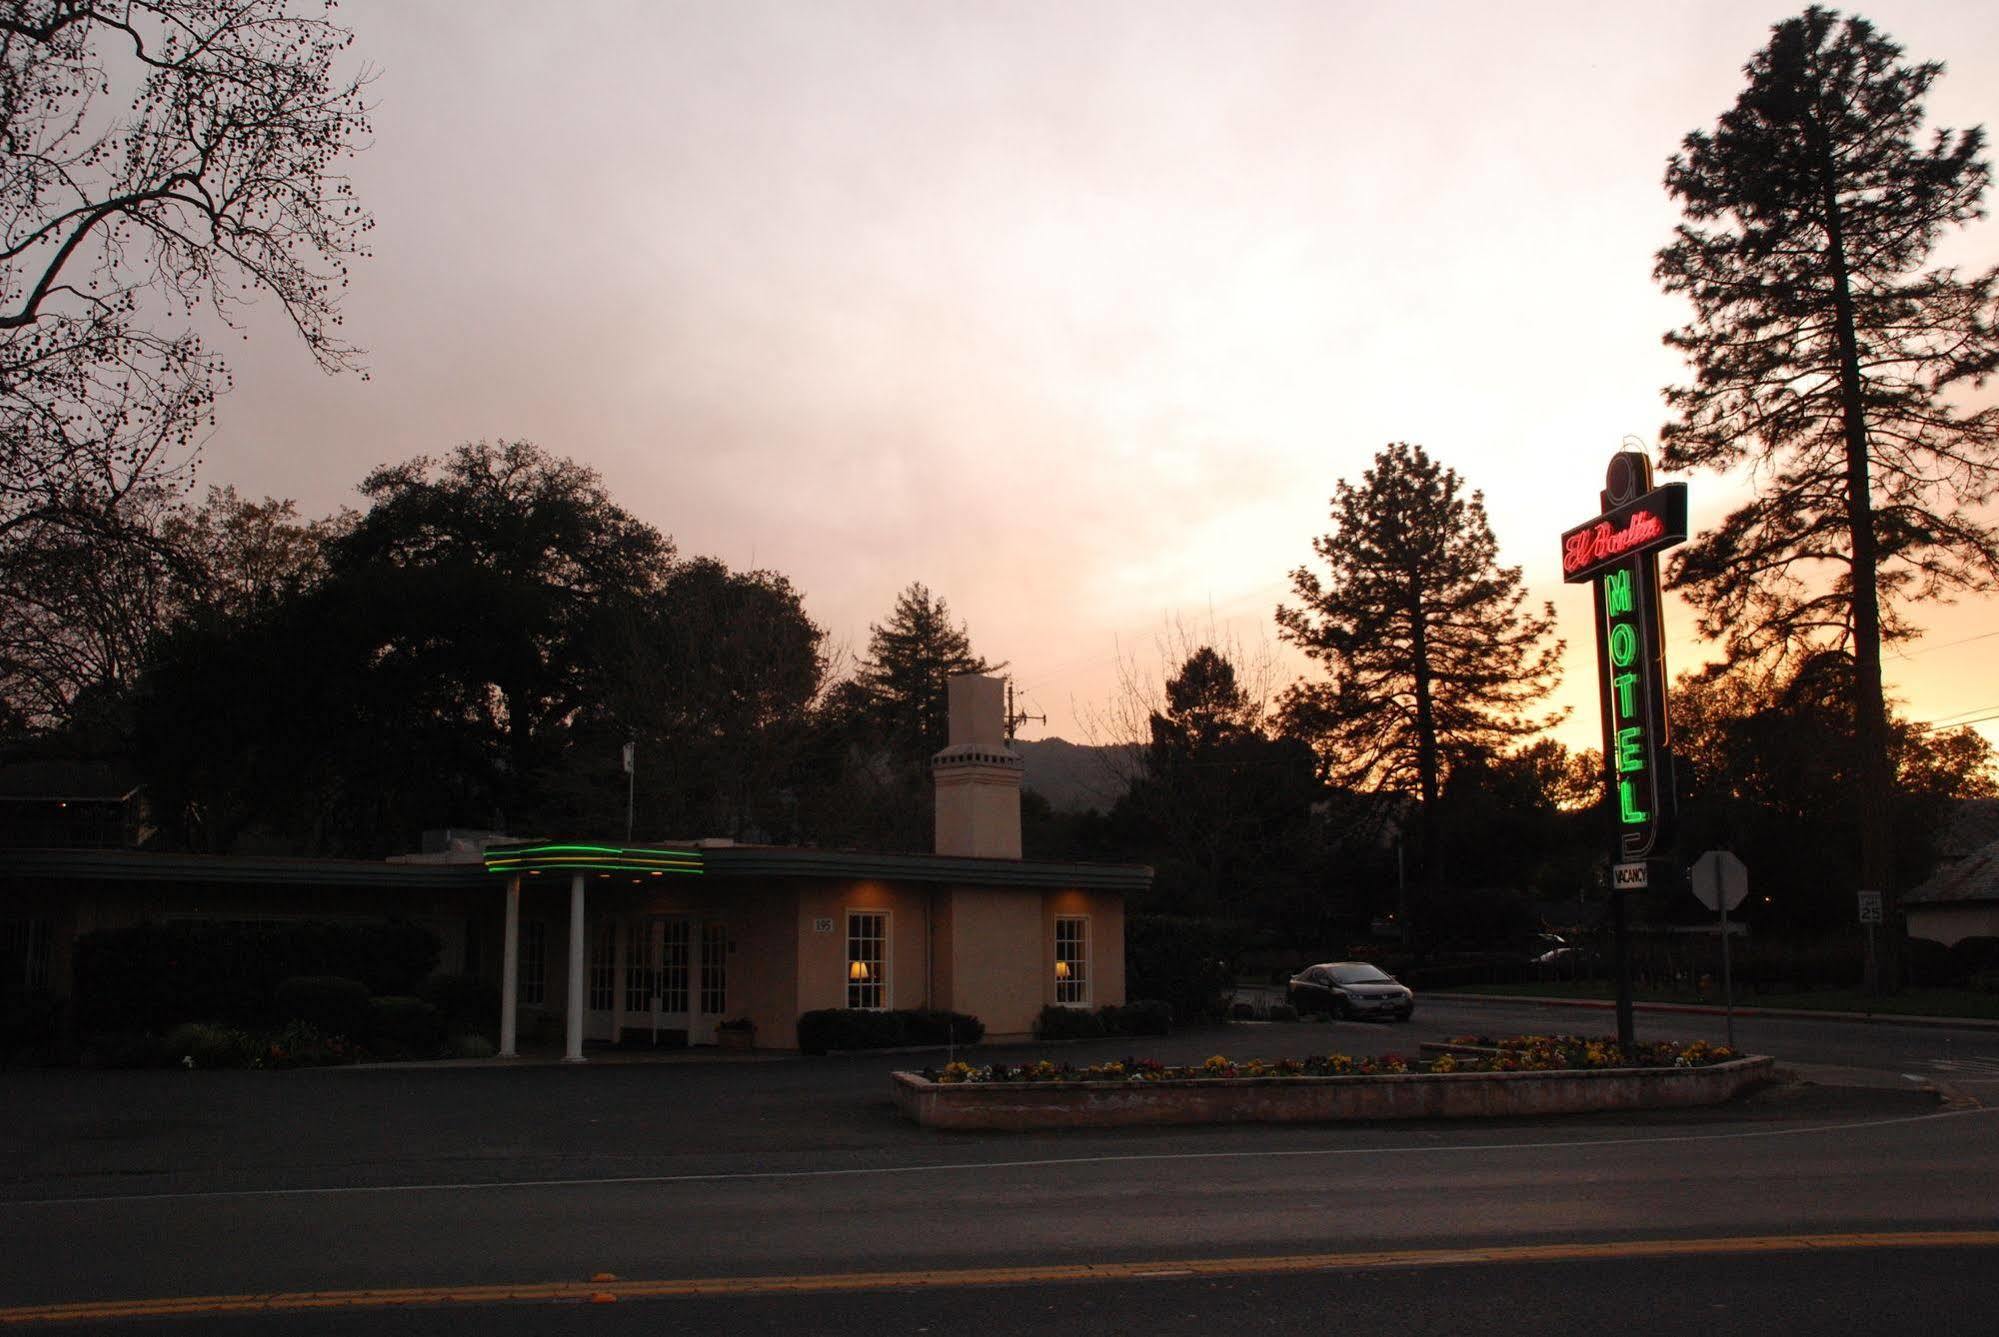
849;960;870;982
1054;916;1088;1005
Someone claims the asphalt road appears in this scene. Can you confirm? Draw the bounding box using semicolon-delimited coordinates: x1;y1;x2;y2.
4;997;1995;1331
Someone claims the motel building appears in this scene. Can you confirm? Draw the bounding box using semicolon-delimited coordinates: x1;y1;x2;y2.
0;677;1149;1055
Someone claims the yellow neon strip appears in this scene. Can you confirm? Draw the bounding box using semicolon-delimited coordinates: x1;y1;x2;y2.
7;1233;1998;1325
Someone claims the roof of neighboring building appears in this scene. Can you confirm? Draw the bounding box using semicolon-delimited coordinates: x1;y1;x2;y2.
1937;798;1999;861
1904;836;1999;906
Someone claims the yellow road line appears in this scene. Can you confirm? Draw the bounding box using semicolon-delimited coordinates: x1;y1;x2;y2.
8;1232;1999;1326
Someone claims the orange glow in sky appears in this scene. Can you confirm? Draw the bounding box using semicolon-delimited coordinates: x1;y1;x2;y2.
206;1;1999;756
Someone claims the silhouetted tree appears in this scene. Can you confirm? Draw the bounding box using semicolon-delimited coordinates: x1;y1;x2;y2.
558;560;828;842
1656;7;1999;974
138;442;679;853
1279;443;1563;903
1113;646;1324;934
854;582;997;759
810;583;998;851
0;1;373;542
1669;655;1995;936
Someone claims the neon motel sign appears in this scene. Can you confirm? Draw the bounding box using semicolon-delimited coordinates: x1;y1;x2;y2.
1560;455;1688;865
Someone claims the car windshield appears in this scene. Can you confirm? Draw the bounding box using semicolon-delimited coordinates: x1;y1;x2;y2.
1328;963;1391;984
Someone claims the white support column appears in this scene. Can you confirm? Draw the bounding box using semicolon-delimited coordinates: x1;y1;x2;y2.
499;876;521;1058
564;873;587;1062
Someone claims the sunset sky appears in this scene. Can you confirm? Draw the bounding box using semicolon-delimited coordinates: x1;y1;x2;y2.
201;1;1999;753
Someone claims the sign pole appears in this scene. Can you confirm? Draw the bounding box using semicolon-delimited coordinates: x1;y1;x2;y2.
1719;886;1735;1052
1562;451;1688;1056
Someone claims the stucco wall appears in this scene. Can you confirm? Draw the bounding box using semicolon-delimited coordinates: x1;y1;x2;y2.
946;887;1043;1039
792;879;934;1016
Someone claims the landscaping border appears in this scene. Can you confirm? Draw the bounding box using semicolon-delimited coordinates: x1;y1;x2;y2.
892;1055;1774;1130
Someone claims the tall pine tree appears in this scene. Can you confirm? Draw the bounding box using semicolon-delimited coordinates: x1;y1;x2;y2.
1278;443;1563;898
1654;7;1999;977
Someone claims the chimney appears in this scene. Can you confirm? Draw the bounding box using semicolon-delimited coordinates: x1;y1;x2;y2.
931;674;1023;858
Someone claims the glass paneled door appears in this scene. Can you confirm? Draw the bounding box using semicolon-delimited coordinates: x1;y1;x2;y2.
624;917;725;1045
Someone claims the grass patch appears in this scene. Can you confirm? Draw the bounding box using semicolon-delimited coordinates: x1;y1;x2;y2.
1438;980;1999;1020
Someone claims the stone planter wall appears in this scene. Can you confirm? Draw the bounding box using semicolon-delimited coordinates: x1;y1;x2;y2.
892;1056;1774;1131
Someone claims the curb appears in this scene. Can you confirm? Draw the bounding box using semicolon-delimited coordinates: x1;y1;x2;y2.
1445;993;1999;1032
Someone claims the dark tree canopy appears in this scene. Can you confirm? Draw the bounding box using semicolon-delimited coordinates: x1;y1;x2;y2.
0;484;337;733
853;582;997;759
1669;654;1995;933
560;558;827;843
138;442;680;854
803;582;998;852
1115;645;1324;934
1655;7;1999;956
1278;442;1563;890
0;1;373;541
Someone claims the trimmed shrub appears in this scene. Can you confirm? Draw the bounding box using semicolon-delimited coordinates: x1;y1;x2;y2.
1905;937;1952;987
260;1020;353;1068
902;1009;985;1046
1947;936;1999;983
274;976;372;1041
1098;999;1173;1036
1035;1004;1108;1042
1;992;68;1067
73;919;441;1035
1124;914;1237;1022
419;973;500;1038
451;1033;497;1059
367;995;444;1057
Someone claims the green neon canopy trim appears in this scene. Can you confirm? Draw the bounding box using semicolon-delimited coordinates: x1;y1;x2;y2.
483;843;705;876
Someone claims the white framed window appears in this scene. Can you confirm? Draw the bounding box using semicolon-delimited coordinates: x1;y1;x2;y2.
700;922;727;1015
1;918;50;992
588;920;617;1011
1055;916;1089;1005
660;919;690;1013
846;910;887;1010
625;921;653;1014
520;919;547;1007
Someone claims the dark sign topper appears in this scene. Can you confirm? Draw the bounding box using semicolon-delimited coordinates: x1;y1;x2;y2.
1562;454;1686;864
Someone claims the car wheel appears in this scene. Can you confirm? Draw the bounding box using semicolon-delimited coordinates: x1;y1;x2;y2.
1393;1010;1413;1023
1332;997;1353;1021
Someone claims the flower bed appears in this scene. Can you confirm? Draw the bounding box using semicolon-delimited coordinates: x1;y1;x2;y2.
893;1036;1772;1130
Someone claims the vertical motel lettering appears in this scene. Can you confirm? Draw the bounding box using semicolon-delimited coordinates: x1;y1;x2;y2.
1601;566;1647;825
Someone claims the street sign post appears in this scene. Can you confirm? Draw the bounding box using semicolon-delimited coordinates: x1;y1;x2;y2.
1858;890;1884;990
1564;451;1688;1050
1692;849;1748;1050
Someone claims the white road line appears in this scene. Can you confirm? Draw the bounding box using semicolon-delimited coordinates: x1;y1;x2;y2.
5;1104;1992;1212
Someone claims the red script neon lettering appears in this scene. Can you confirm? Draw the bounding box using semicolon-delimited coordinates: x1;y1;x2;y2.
1562;510;1665;575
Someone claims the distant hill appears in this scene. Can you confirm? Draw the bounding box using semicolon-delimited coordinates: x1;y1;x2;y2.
1013;736;1136;814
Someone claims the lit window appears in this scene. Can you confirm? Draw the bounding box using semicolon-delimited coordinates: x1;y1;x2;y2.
1055;916;1089;1005
520;919;547;1007
847;911;886;1010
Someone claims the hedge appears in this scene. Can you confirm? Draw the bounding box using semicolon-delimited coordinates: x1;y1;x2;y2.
274;975;371;1040
73;919;441;1035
